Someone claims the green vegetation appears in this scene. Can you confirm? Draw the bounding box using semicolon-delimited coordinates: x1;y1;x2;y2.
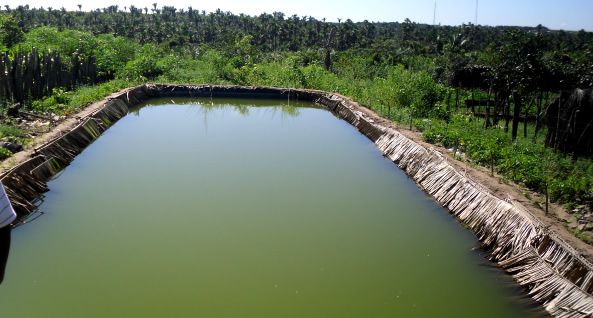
423;115;593;206
0;6;593;233
32;79;134;115
0;14;22;50
0;123;23;140
0;147;12;160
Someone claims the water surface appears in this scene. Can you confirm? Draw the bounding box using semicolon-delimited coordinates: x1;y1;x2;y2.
0;98;545;317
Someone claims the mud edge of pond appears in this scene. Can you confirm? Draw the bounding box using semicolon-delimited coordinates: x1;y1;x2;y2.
1;83;592;317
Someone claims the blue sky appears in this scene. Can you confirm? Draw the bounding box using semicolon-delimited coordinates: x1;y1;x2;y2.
4;0;593;31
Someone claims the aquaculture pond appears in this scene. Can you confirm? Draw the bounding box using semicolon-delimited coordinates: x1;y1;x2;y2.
0;98;545;317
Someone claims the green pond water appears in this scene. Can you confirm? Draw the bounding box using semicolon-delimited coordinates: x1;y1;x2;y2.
0;98;546;317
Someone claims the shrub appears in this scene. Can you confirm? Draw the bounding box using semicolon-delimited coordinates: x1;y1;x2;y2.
95;34;140;79
117;44;163;81
0;147;12;160
14;27;97;60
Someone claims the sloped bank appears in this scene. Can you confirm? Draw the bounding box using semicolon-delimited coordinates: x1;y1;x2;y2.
1;84;592;317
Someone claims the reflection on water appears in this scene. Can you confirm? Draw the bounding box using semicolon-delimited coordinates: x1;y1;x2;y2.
129;97;304;136
0;99;547;317
129;97;304;117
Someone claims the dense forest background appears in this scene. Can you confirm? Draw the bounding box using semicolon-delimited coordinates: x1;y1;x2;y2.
1;5;593;240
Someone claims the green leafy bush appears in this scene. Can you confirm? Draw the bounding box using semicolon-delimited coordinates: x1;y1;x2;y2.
117;44;163;81
0;147;12;160
422;114;593;207
14;27;97;60
95;34;140;79
0;124;23;139
0;14;23;48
